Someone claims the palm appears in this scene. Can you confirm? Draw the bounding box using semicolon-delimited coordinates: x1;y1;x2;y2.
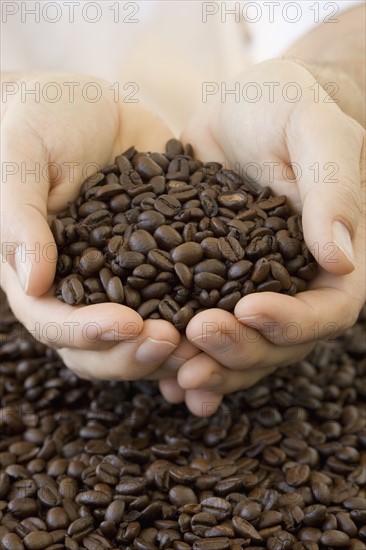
1;73;181;386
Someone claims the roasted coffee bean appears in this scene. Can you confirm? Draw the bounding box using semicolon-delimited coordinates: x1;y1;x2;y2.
128;230;157;253
154;225;183;250
61;278;84;305
218;236;244;261
173;263;194;288
135;156;163;180
23;531;54;550
172;306;195;331
171;242;203;265
218;191;247;210
154;194;181;216
53;141;314;321
194;273;225;290
147;249;174;272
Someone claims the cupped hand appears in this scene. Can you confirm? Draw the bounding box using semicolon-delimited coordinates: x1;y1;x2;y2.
160;59;365;416
1;72;181;380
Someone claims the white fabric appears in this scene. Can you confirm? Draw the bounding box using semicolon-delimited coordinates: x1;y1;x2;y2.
1;0;362;132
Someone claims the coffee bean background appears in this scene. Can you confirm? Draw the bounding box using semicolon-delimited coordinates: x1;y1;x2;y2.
1;290;365;549
52;140;317;331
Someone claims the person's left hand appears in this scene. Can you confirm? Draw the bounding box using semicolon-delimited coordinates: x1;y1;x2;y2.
159;59;366;416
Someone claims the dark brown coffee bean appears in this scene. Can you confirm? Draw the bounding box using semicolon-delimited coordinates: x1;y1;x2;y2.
270;260;292;289
256;280;282;292
106;277;124;303
227;260;252;279
320;530;350;546
218;191;247;210
194;259;227;278
166;138;184;156
8;498;38;518
128;230;157;253
171;242;203;266
137;210;166;232
194;273;225;290
218;236;244;261
200;192;219;217
251;258;270;283
172;306;195;331
154;194;181;217
154;225;183;250
37;484;61;507
2;533;25;550
141;282;171;300
79;248;105;275
199;289;220;307
135;156;163;179
137;299;160;319
169;485;198;507
232;516;263;542
116;249;145;269
23;532;53;549
173;263;194;288
217;292;242;311
61;278;84;305
159;296;180;322
147;249;174;272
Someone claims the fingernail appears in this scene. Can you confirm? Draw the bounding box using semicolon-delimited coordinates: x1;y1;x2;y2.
14;250;32;292
191;331;233;353
332;220;355;266
135;337;177;364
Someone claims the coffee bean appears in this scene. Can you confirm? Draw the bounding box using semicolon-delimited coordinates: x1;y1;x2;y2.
154;225;183;250
218;236;245;261
232;516;263;542
171;242;203;265
217;292;242;311
320;530;350;546
172;306;195;331
2;533;25;550
147;249;174;272
218;191;247;210
194;273;225;290
128;230;157;253
61;278;84;305
154;194;181;217
194;259;227;278
159;296;180;322
169;485;198;507
135;156;163;180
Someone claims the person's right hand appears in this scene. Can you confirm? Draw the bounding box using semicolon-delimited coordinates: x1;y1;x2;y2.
0;72;182;381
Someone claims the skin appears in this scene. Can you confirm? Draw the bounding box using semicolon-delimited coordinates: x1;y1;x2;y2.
1;5;365;416
159;4;366;415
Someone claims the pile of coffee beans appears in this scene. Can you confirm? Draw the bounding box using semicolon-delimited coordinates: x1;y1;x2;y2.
1;290;365;549
52;139;317;330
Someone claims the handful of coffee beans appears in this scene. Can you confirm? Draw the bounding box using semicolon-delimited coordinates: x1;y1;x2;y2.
52;139;317;331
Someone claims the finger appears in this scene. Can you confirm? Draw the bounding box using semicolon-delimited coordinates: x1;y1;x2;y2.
1;262;144;349
160;336;201;372
184;387;223;417
185;309;312;370
1;119;56;295
180;105;228;164
287;103;365;275
234;286;362;345
159;378;185;404
58;319;180;380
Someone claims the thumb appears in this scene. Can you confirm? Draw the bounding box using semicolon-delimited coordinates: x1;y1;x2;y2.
1;128;56;296
287;105;364;275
